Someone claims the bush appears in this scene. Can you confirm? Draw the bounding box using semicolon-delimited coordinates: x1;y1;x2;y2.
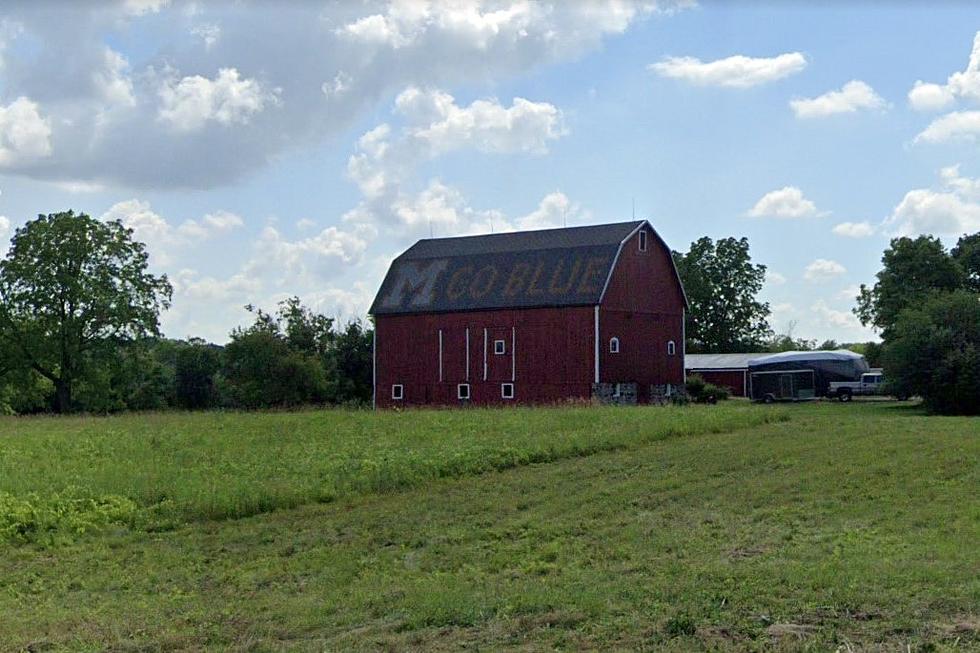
685;374;730;403
882;290;980;415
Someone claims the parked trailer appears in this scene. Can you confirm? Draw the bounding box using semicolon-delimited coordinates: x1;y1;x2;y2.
749;369;816;403
747;350;869;402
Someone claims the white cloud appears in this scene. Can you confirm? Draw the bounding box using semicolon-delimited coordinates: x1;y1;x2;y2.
747;186;819;219
790;80;887;119
832;221;874;238
296;218;317;231
908;31;980;112
766;270;787;286
158;67;279;131
101;199;245;264
0;97;52;166
810;299;862;330
649;52;806;88
837;284;861;301
191;23;221;50
94;48;136;108
804;258;846;282
908;81;955;112
883;165;980;237
122;0;170;16
914;110;980;144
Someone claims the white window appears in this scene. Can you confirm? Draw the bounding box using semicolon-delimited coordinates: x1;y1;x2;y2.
667;340;676;356
638;230;648;252
501;383;515;399
609;337;620;353
457;383;471;400
613;383;622;398
494;339;506;355
391;384;404;400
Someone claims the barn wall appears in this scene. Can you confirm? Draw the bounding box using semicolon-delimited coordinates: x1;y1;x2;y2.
597;225;685;397
686;369;747;397
375;306;594;408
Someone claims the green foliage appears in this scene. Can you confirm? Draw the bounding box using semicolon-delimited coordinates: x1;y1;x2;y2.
0;211;172;412
684;373;730;402
952;232;980;292
882;290;980;415
855;235;965;337
173;338;222;409
672;236;771;353
0;404;786;544
0;488;137;545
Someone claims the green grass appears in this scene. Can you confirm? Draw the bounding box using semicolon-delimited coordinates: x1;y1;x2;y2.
0;403;785;542
0;402;977;651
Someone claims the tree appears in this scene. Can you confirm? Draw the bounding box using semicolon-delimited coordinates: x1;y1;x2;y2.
855;235;964;337
952;232;980;292
173;338;223;410
331;319;374;404
0;211;172;412
882;290;980;415
673;236;771;352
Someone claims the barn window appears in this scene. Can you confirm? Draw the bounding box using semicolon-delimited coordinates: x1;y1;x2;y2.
638;230;648;252
391;384;404;400
494;339;506;355
609;337;620;354
501;383;515;399
457;383;471;400
667;340;676;356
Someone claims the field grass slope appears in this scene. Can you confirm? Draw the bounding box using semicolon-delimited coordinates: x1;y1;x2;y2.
0;402;977;651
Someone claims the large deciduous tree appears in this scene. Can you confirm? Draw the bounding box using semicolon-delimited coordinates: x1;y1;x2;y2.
0;211;172;412
672;236;771;353
855;235;964;337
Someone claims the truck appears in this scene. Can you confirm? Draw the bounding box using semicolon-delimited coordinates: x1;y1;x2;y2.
827;370;888;401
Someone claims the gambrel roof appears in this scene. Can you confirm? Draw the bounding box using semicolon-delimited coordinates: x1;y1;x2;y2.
370;220;685;316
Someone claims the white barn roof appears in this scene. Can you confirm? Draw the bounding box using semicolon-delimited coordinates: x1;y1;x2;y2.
685;353;759;370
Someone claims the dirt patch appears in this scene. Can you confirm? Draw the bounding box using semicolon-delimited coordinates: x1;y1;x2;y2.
728;545;767;560
767;623;815;639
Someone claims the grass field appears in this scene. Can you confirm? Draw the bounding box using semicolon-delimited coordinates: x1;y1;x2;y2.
0;401;977;651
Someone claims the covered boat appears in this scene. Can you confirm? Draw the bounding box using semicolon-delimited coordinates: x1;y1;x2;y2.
747;350;869;402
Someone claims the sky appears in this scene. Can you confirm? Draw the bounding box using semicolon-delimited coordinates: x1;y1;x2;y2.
1;1;980;344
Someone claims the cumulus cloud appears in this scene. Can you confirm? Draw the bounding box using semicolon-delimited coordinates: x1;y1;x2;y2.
908;31;980;111
832;221;874;238
0;1;679;189
649;51;806;88
914;110;980;144
810;299;862;330
883;165;980;237
747;186;819;219
804;258;847;282
0;97;52;167
790;80;887;119
158;68;279;131
766;270;787;286
101;199;244;264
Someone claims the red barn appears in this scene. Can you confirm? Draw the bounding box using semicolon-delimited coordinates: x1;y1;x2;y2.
370;220;687;408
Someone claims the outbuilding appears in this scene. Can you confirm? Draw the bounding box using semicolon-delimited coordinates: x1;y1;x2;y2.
684;353;758;397
370;220;688;407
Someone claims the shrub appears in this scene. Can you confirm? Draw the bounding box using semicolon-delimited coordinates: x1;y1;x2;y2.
685;374;730;403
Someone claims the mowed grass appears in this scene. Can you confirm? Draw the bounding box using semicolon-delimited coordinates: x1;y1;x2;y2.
0;403;785;542
0;401;976;652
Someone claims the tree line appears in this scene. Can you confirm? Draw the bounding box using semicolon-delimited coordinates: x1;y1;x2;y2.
0;212;372;414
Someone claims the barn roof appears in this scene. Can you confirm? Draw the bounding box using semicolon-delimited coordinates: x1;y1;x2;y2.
371;221;667;315
685;353;759;371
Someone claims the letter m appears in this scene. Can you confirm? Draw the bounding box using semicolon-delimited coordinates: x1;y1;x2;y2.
380;259;449;309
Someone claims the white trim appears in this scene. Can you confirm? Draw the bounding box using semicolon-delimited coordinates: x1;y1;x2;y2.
438;329;443;383
598;222;644;302
494;339;506;355
501;382;514;400
465;328;470;381
372;328;377;409
483;328;488;381
511;326;516;382
609;336;620;354
391;384;404;400
457;383;471;400
593;305;600;384
667;340;676;356
638;229;648;252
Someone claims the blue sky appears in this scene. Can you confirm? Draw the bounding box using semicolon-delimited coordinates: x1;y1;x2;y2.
1;1;980;343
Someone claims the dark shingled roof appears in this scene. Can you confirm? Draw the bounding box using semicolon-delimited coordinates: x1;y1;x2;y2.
370;221;646;316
